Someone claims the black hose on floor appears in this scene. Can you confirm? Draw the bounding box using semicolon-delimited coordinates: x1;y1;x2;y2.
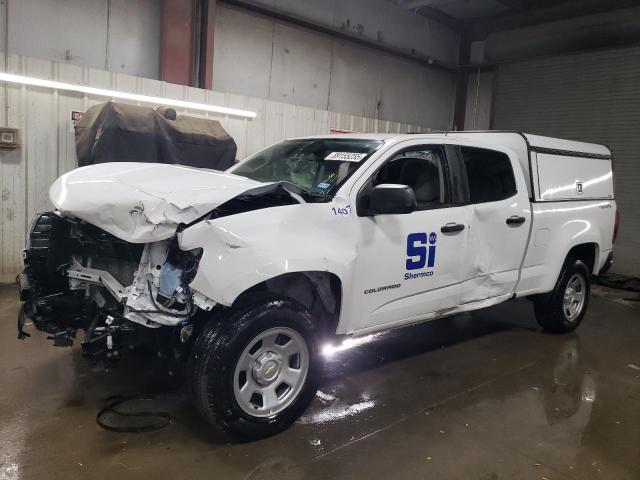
96;394;173;433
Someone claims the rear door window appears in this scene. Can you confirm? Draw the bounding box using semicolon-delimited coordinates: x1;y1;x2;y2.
460;147;516;203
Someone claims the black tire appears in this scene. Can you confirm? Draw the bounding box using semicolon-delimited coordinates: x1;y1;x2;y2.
189;295;321;440
533;258;591;333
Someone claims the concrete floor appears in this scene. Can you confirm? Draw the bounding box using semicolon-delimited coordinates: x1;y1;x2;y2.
0;285;638;480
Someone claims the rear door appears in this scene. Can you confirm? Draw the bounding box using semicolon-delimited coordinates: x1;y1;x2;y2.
457;146;531;303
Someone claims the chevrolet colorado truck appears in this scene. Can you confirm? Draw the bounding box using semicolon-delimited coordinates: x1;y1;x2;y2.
17;131;617;438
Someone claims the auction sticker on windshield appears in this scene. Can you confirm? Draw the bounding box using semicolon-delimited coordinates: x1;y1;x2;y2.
325;152;368;162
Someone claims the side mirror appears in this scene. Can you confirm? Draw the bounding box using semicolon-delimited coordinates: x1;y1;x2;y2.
369;184;416;215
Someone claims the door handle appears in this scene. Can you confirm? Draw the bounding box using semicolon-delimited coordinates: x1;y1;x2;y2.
506;215;526;225
441;223;465;233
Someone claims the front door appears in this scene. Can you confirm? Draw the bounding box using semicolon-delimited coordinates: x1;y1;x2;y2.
349;143;472;333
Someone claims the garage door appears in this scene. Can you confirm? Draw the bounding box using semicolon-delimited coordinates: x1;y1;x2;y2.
492;46;640;277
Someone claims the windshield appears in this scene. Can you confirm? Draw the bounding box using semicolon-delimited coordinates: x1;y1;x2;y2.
228;138;382;196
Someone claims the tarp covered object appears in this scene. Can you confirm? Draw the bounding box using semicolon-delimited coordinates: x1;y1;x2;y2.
75;102;237;170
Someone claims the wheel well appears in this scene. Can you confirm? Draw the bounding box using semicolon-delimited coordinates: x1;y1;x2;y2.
233;272;342;337
567;243;598;274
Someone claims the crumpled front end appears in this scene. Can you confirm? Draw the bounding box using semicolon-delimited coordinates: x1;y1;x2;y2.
48;162;264;243
18;211;211;364
19;163;310;365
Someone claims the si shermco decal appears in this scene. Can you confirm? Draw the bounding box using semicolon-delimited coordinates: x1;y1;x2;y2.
365;231;437;293
405;231;437;280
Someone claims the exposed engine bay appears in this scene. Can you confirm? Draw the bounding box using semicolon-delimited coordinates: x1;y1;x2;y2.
18;212;208;365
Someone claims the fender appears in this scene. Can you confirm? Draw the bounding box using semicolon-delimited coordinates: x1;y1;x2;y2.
178;201;357;308
544;220;600;288
518;200;612;296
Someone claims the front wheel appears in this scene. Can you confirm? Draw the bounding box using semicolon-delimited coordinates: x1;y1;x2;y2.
533;258;591;333
189;296;320;439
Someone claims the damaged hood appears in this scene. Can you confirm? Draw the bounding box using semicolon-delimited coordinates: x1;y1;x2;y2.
49;162;266;242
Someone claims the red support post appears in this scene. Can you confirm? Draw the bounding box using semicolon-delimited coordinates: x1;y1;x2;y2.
161;0;196;87
199;0;216;90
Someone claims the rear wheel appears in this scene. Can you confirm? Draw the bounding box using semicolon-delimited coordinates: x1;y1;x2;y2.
534;258;591;333
189;296;320;439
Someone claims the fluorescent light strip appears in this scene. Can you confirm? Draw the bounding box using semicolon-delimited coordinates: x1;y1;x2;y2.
0;72;257;118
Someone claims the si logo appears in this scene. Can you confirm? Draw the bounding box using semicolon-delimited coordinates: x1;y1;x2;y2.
406;232;437;270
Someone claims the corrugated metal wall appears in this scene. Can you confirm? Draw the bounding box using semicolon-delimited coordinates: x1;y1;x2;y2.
492;46;640;277
0;54;429;283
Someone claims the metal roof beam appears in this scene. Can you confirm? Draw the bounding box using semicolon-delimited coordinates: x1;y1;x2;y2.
399;0;439;9
469;0;640;39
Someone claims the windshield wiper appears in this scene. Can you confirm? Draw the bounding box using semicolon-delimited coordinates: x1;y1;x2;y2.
299;188;332;201
276;181;330;201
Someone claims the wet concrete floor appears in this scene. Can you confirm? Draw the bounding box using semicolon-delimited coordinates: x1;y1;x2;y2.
0;284;638;479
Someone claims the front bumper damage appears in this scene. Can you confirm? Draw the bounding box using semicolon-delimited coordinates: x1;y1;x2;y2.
19;162;309;365
18;211;213;365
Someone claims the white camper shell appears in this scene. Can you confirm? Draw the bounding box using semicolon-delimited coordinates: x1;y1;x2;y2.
449;132;614;202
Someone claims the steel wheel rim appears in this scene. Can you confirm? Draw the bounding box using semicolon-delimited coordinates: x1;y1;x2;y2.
233;326;309;418
563;273;586;322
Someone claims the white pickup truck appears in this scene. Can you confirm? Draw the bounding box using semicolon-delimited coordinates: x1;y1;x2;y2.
18;131;617;438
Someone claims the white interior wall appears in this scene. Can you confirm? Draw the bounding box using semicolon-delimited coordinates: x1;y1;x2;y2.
4;0;161;79
223;0;460;64
213;6;457;128
1;1;458;128
0;53;431;283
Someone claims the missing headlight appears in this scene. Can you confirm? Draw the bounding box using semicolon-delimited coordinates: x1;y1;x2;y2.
156;242;203;310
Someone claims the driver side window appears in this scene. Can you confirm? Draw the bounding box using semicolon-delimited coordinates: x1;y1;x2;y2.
373;147;448;209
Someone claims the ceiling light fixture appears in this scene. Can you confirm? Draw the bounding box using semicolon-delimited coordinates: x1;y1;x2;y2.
0;72;257;118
